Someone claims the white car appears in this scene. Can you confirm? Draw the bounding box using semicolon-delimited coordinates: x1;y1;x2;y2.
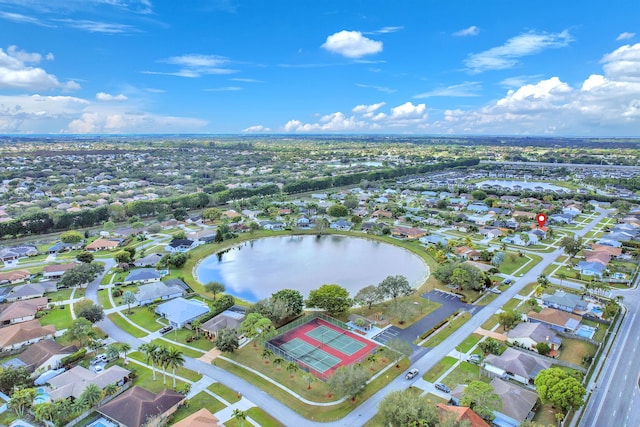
489;288;502;294
94;365;104;373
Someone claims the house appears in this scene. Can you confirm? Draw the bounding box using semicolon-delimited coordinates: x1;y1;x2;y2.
2;339;76;376
507;322;562;353
527;308;581;333
48;365;130;401
0;297;48;325
595;238;622;248
135;282;185;306
155;297;210;328
165;239;197;253
391;226;426;240
501;233;538;246
419;234;449;246
0;319;55;351
98;386;184;427
479;228;503;239
171;408;221;427
584;251;611;266
575;261;606;278
5;282;55;302
43;263;78;279
201;310;245;338
124;268;164;284
0;246;37;261
467;203;489;213
162;278;190;293
133;253;163;268
541;291;588;314
483;347;551;385
489;378;538;427
0;270;31;285
85;238;120;251
549;213;574;224
260;220;285;231
436;404;489;427
330;219;354;231
371;210;393;219
589;244;622;258
47;241;83;254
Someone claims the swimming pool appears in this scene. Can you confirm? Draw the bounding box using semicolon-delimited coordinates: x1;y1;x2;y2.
591;307;603;316
576;325;597;339
88;417;117;427
32;387;50;405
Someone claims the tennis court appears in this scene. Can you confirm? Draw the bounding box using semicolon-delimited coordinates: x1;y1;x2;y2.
305;325;367;356
281;337;341;373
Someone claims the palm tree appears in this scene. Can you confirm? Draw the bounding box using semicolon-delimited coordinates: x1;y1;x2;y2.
302;373;315;390
157;346;170;385
118;342;132;360
103;383;118;396
192;319;202;338
33;402;55;424
105;343;120;361
286;362;299;378
122;290;136;314
166;347;186;388
557;271;566;286
261;348;274;364
140;343;160;381
273;357;284;370
79;383;103;409
366;353;377;370
232;409;247;427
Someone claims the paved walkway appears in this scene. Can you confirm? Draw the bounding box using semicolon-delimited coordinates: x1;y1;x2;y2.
473;327;507;341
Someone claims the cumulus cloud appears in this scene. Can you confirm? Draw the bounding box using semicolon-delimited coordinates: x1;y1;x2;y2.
96;92;128;101
321;30;383;58
0;45;79;90
144;54;236;77
617;32;635;41
465;30;573;73
0;94;89;132
242;125;271;133
67;112;207;133
281;101;427;132
600;43;640;82
453;26;480;37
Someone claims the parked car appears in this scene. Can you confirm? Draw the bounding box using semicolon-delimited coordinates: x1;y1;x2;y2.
435;383;451;393
467;354;482;364
405;368;419;380
160;326;174;334
502;279;513;285
94;365;104;373
91;354;107;365
489;288;502;294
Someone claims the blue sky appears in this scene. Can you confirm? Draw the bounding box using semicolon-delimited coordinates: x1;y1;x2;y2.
0;0;639;136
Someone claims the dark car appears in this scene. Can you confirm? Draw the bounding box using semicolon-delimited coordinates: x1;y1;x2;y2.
503;279;513;285
435;383;451;393
405;368;419;380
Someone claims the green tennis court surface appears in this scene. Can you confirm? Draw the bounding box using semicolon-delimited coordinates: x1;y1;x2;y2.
280;338;340;373
305;325;367;356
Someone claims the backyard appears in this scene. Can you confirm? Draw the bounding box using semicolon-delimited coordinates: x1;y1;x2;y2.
558;338;598;367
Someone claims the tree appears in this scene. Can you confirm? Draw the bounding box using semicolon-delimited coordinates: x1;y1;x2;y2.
76;251;94;263
327;203;349;217
536;342;551;356
261;348;273;363
449;268;471;291
122;290;136;314
354;285;383;309
140;343;160;381
327;364;370;400
203;207;222;222
385;338;413;366
535;367;587;413
560;236;583;259
498;310;522;331
214;327;239;353
79;383;103;409
205;281;226;300
215;228;224;243
214;294;235;312
490;252;505;267
271;289;304;317
166;347;186;388
59;262;104;288
33;402;55;424
461;381;501;421
156;346;170;385
471;190;487;200
378;275;414;299
239;313;275;346
557;271;566;286
232;409;247;427
478;337;502;355
64;317;94;347
386;300;418;325
76;300;105;323
61;230;83;243
378;389;439;427
286;362;299;378
537;274;550;287
9;387;36;417
103;383;118;396
306;284;353;316
118;342;132;359
0;366;31;394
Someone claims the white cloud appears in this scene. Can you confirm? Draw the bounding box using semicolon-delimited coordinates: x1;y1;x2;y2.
0;94;89;132
600;43;640;82
68;112;207;133
231;78;264;83
365;26;403;35
54;19;138;33
204;86;242;92
617;32;635;41
0;11;52;26
352;102;385;114
0;46;79;90
499;75;544;88
465;30;573;73
355;83;396;93
321;30;383;58
453;26;479;37
145;54;236;77
242;125;271;133
96;92;128;101
414;82;482;98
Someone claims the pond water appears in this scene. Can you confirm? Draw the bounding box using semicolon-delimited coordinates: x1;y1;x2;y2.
195;235;427;302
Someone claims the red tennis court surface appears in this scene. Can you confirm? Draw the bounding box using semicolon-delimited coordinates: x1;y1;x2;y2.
267;317;379;380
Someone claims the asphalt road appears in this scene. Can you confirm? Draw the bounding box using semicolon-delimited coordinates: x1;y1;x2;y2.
83;208;616;427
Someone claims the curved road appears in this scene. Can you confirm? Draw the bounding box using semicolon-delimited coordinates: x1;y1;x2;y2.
84;208;621;426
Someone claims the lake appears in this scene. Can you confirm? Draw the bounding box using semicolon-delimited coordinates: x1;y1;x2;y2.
195;235;427;302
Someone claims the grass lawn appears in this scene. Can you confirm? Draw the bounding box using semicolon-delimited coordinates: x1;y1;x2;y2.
124;307;163;332
121;359;191;393
158;327;216;351
500;253;531;275
515;254;543;276
39;305;73;330
422;356;456;383
152;337;204;358
107;312;148;338
533;403;560;426
475;291;498;306
481;315;499;330
503;298;523;312
97;288;113;309
357;296;441;329
518;282;537;297
209;382;241;404
421;312;471;347
558;338;598;367
215;356;409;421
458;333;483;353
224;418;255;427
245;407;286;427
170;391;226;424
127;351;203;382
100;272;114;285
52;288;74;301
581;319;607;342
441;361;491;389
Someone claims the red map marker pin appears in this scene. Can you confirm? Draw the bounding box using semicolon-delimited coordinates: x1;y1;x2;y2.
536;213;547;228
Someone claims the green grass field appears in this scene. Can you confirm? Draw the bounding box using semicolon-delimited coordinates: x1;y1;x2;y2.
422;356;456;382
107;312;148;337
169;391;226;424
39;305;73;330
421;312;471;347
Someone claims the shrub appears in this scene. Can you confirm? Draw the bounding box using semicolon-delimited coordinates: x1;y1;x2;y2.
61;348;87;366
